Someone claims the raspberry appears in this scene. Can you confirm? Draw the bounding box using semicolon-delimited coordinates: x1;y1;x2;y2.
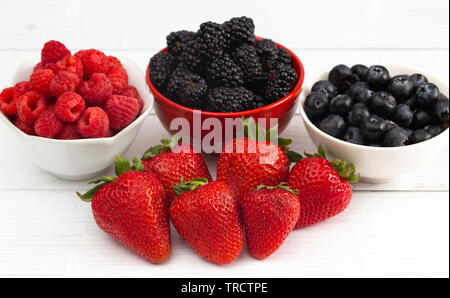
14;117;36;135
50;71;80;97
35;110;64;138
33;62;43;72
30;69;55;99
41;40;71;66
106;66;128;93
120;85;140;99
0;87;20;115
108;56;122;68
76;107;109;138
58;123;82;140
78;73;113;106
120;85;143;111
76;49;109;78
55;55;84;79
54;92;86;122
16;91;47;124
14;81;31;95
104;95;139;131
43;63;56;73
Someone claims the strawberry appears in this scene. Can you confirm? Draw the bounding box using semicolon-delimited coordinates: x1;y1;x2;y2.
241;183;301;260
77;156;171;264
217;118;301;198
169;178;244;265
141;135;212;206
288;145;360;229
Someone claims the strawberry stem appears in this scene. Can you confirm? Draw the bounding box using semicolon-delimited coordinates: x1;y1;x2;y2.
255;182;299;195
172;177;209;197
141;135;179;161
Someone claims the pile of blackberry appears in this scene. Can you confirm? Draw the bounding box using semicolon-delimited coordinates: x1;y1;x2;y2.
149;17;298;112
305;64;449;147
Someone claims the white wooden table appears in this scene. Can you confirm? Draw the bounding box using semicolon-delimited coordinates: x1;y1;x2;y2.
0;0;448;278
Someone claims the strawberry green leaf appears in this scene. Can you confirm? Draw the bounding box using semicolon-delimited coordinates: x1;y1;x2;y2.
286;150;303;164
141;135;180;161
89;176;116;184
255;182;299;195
131;157;144;172
115;155;131;176
77;183;108;202
172;177;209;197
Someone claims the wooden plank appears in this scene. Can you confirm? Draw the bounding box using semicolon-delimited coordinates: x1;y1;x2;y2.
0;0;448;50
0;190;447;277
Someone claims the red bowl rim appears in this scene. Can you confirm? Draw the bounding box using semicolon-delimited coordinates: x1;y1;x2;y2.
146;36;305;117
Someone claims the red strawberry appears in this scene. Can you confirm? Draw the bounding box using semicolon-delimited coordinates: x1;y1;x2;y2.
240;183;300;260
288;145;360;229
142;136;212;206
170;178;244;265
77;156;171;264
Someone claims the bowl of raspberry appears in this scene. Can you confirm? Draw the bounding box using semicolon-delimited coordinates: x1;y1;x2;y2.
0;41;153;180
146;17;304;147
299;64;449;183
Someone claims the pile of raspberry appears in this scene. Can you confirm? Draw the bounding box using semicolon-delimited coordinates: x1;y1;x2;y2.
0;40;144;139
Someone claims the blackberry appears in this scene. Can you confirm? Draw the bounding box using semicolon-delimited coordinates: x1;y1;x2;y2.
232;44;265;85
278;48;292;65
223;17;255;48
149;52;177;91
206;53;244;87
207;87;259;112
164;65;192;100
265;63;297;103
178;74;208;109
166;31;196;56
196;22;226;60
177;39;203;71
256;39;279;71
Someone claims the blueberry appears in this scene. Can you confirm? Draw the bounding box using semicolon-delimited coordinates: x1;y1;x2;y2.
360;115;388;142
416;82;440;108
348;82;369;98
385;120;398;131
343;126;364;145
328;65;354;93
347;103;370;126
403;95;417;110
352;87;374;105
429;98;449;124
412;110;432;129
424;125;445;137
304;92;329;121
440;93;449;100
409;74;428;89
383;127;409;147
330;94;353;116
351;64;369;82
311;80;338;100
387;75;415;101
404;128;414;140
366;65;390;91
392;104;414;128
318;114;347;139
370;91;397;117
410;129;433;144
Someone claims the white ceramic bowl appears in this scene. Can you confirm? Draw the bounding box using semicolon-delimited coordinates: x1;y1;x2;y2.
0;58;153;181
299;65;449;184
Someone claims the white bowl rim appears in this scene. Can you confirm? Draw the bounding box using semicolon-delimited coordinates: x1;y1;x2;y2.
0;57;153;145
299;64;449;152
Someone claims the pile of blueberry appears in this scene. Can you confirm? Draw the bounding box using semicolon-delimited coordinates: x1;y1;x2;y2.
304;64;449;147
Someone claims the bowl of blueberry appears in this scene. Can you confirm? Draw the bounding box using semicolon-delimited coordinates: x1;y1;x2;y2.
146;17;304;144
300;64;449;183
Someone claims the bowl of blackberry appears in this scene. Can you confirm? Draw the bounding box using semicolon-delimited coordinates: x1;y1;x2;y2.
146;17;304;142
299;64;449;183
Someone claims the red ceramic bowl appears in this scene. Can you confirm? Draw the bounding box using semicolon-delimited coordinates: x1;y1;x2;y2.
146;37;305;145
